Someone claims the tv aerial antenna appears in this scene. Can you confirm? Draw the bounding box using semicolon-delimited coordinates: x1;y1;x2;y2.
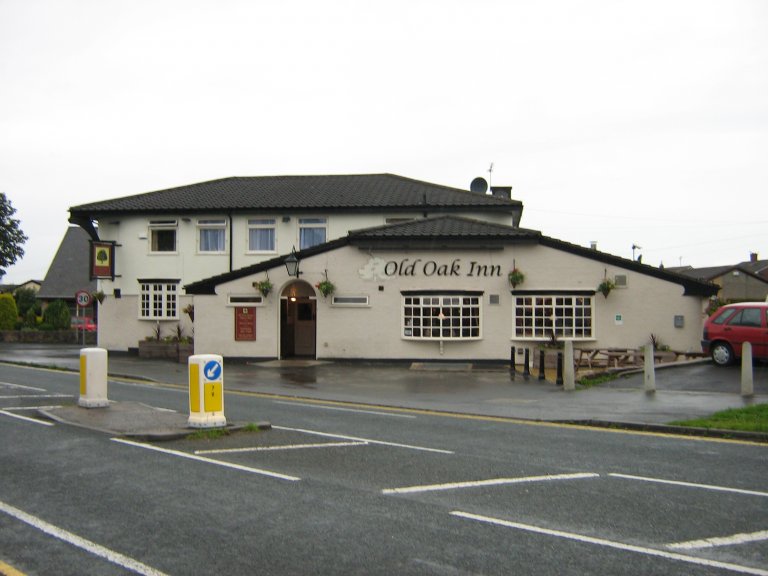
488;162;494;188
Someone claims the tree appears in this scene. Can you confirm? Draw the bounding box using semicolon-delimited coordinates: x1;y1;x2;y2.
14;287;40;318
0;293;18;330
0;193;28;280
43;300;71;330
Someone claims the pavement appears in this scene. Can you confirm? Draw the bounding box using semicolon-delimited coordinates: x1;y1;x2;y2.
1;343;766;442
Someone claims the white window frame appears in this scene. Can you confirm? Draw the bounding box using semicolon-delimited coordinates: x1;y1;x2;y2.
197;218;227;254
139;281;179;320
247;218;277;254
513;293;594;340
402;293;482;341
148;220;178;254
299;217;327;249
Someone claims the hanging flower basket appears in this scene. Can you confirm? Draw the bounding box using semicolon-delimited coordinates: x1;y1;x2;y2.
256;278;273;298
508;268;525;288
597;278;615;298
316;279;335;298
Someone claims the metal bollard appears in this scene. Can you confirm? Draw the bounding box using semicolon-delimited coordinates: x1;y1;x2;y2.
538;350;546;381
523;349;531;377
510;346;516;380
741;342;754;397
556;352;564;386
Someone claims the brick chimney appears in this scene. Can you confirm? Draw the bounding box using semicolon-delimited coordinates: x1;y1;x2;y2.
750;252;758;263
490;186;512;200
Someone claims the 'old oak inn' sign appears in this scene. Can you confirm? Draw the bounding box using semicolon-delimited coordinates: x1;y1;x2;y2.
361;258;502;280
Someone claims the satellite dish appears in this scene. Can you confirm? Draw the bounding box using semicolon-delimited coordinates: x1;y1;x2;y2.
470;177;488;194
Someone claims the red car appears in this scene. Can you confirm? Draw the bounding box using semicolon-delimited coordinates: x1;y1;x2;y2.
72;317;97;332
702;302;768;366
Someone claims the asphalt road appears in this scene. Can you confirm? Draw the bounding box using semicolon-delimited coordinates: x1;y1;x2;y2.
1;364;767;575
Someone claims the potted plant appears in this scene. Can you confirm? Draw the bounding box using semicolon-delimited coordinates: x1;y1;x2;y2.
508;268;525;288
597;278;615;298
256;277;273;298
316;279;335;298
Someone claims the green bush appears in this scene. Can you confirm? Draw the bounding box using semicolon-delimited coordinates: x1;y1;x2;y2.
43;300;71;330
0;293;18;329
14;288;40;318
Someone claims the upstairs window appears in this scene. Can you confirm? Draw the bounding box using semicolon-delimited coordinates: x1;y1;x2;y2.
299;218;327;249
149;220;177;253
197;219;227;253
248;218;276;253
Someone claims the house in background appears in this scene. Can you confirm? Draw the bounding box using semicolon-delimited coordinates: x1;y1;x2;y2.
68;173;718;359
0;279;42;294
668;253;768;303
37;226;97;319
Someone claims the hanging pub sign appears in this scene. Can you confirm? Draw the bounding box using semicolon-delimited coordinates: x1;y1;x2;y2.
90;241;116;279
235;307;256;341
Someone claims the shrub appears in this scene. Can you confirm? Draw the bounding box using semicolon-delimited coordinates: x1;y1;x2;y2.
0;294;18;329
43;300;71;330
14;288;40;318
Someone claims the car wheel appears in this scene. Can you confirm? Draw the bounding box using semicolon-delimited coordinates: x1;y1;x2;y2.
711;342;734;366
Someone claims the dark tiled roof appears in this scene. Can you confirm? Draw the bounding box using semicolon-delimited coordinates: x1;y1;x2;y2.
186;216;718;297
668;264;768;285
38;227;96;299
348;216;541;240
70;174;521;216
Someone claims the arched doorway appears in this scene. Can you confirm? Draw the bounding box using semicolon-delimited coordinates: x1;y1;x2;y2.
280;281;317;358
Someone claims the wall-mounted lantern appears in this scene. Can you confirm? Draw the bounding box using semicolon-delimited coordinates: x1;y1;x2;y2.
284;247;301;277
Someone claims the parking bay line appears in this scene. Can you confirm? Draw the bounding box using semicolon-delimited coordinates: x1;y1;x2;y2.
196;441;368;455
0;410;54;426
111;438;300;482
0;381;47;392
668;530;768;550
0;499;169;576
382;473;599;495
272;400;416;418
609;473;768;498
451;511;768;576
272;425;454;454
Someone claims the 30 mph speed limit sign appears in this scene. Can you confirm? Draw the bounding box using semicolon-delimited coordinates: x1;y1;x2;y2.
75;290;92;308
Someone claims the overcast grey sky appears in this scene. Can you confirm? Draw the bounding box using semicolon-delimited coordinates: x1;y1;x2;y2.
1;0;766;285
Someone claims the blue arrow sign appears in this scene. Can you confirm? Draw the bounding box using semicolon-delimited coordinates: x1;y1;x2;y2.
204;360;222;381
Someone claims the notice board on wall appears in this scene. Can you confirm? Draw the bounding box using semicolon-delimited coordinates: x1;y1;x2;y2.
235;307;256;341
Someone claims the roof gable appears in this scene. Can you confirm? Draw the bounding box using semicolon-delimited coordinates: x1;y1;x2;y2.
185;216;718;297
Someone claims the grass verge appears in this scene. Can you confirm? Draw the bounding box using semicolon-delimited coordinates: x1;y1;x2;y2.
670;403;768;433
186;422;263;440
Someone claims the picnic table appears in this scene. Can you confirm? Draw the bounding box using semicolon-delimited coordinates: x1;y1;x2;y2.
576;348;664;369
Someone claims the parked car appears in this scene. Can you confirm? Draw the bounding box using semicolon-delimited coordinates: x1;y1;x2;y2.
72;317;97;332
702;302;768;366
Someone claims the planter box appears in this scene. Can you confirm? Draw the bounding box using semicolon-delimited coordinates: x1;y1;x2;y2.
139;341;194;363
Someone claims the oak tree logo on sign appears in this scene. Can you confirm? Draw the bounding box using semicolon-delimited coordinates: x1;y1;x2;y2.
91;241;114;279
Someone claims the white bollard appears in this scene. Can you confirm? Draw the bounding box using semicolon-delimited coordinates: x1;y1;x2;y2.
563;340;575;391
78;348;109;408
741;342;754;397
188;354;227;428
643;344;656;393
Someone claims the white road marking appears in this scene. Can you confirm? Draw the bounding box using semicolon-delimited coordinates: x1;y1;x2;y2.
451;511;768;576
273;400;416;418
0;381;47;392
272;425;454;454
195;441;368;455
609;473;768;498
4;405;62;411
0;499;170;576
0;410;54;426
382;473;599;494
0;394;72;399
111;438;300;481
668;530;768;550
